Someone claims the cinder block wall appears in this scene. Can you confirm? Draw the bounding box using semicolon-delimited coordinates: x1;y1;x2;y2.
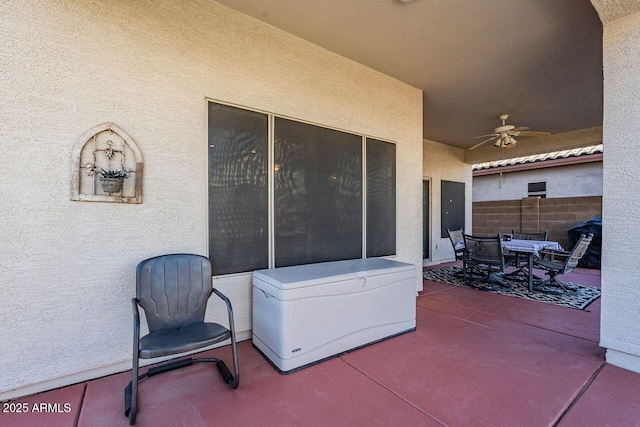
473;199;522;237
473;196;602;248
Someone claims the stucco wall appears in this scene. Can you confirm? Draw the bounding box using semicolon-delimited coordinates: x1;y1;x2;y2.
473;162;603;202
422;139;473;264
0;0;423;398
597;8;640;373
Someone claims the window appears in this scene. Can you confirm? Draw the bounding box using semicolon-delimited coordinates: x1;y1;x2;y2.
366;138;396;257
528;181;546;198
208;101;396;275
441;181;465;238
274;118;363;267
208;103;269;275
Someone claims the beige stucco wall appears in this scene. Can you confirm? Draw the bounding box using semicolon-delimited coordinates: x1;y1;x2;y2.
594;5;640;373
473;162;604;202
422;139;473;264
0;0;423;398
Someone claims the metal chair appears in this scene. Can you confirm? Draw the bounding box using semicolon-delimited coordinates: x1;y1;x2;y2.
462;234;509;288
447;228;465;261
125;254;239;425
509;230;548;269
511;230;549;241
533;233;594;293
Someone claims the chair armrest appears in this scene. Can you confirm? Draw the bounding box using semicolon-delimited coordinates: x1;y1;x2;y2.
131;298;141;354
131;298;140;329
539;249;570;262
212;289;234;319
212;289;236;337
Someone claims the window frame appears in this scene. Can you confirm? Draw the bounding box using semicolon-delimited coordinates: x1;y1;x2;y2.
365;137;397;258
273;117;364;268
528;181;547;198
206;98;397;277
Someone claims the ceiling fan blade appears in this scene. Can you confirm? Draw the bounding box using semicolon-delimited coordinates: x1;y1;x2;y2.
517;131;551;138
475;133;498;139
511;126;530;132
469;136;498;150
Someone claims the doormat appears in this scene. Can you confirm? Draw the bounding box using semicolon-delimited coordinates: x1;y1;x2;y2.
423;266;601;310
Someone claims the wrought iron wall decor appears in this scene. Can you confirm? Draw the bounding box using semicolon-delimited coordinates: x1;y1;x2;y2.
71;122;143;203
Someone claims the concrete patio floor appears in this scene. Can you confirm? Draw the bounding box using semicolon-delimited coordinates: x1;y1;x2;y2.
2;264;640;427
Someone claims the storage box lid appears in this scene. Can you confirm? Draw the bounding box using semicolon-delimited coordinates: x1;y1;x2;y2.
252;258;415;290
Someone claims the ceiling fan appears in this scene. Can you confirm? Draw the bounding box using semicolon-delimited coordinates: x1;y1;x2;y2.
469;114;551;150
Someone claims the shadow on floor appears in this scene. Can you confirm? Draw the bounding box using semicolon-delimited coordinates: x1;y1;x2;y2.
3;266;640;427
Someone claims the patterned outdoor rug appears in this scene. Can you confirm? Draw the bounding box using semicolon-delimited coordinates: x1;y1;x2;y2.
423;266;601;310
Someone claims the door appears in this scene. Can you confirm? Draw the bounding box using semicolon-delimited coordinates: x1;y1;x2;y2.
423;179;430;260
441;180;465;238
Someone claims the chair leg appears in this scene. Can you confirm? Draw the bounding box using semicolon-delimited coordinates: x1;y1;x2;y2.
535;272;577;294
463;259;482;284
463;260;468;283
488;271;510;288
549;276;577;293
464;266;487;288
129;355;139;425
229;323;239;389
128;298;141;424
453;257;465;278
212;288;240;389
222;304;240;389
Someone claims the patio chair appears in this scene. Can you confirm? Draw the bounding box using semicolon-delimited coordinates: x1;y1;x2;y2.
447;228;465;261
125;254;239;425
462;234;509;289
447;228;465;277
511;230;548;241
533;233;594;293
509;230;548;268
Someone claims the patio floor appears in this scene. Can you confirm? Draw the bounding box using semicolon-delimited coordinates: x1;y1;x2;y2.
3;263;640;427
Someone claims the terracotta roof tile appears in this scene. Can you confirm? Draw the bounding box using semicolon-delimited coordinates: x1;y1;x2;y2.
472;144;603;170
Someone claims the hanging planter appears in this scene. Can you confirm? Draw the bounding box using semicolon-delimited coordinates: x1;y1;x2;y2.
86;165;130;194
99;177;126;193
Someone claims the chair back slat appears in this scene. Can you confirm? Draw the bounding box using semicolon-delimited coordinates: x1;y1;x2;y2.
564;233;594;273
512;230;548;241
464;234;505;268
136;254;212;332
447;228;465;260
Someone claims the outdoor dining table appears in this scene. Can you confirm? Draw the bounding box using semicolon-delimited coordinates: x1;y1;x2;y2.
501;239;563;292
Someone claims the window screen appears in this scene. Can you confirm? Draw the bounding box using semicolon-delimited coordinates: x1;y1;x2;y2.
207;102;398;274
366;138;396;257
528;181;547;198
274;118;362;267
208;103;269;275
441;181;465;238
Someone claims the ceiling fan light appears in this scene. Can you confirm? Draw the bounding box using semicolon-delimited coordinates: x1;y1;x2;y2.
471;115;551;151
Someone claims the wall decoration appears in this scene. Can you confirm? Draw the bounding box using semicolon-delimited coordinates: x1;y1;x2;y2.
71;123;143;203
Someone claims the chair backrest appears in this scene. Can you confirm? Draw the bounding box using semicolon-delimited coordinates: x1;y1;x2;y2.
136;254;213;332
562;233;594;274
447;228;465;259
463;234;505;269
512;230;548;241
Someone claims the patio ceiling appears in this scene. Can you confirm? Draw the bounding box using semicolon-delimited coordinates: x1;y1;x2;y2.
215;0;603;153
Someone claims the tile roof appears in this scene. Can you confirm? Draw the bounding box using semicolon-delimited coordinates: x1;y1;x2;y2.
472;144;603;170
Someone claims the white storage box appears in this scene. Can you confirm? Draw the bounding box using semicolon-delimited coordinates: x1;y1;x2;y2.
252;258;416;373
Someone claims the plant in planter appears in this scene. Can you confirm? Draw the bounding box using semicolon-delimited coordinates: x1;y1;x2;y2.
86;164;130;193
